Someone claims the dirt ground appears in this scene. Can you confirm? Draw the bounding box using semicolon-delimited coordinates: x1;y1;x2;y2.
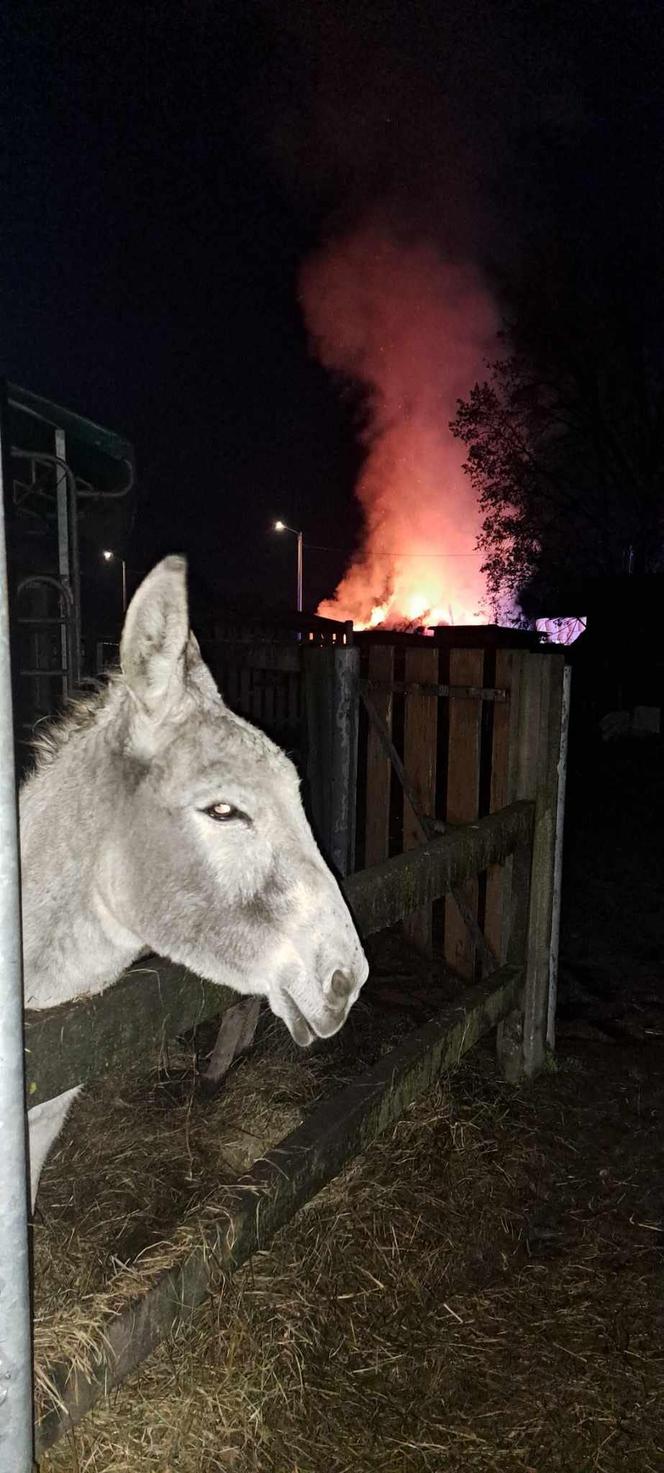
39;737;664;1473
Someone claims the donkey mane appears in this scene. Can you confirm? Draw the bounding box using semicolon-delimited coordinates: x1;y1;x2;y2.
29;673;123;772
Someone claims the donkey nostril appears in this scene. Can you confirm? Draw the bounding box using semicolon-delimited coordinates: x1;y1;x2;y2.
330;969;353;1001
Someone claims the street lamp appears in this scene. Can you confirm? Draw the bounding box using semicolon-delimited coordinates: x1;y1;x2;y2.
102;549;127;614
273;521;303;614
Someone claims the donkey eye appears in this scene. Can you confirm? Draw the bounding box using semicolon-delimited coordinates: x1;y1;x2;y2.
203;802;249;824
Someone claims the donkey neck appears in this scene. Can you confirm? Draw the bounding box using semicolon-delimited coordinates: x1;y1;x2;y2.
19;688;143;1010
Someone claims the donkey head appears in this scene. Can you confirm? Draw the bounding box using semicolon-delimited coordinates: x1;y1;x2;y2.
101;557;368;1045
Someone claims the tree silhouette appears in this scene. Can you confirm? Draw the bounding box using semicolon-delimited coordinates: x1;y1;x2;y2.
451;256;664;618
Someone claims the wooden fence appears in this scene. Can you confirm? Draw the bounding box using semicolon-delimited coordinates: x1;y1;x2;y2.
356;643;562;974
205;638;302;745
26;638;567;1454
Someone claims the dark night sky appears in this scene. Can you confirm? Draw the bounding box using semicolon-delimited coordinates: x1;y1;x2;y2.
1;0;663;614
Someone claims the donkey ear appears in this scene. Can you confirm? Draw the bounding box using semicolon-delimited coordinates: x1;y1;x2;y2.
185;630;225;706
120;556;190;716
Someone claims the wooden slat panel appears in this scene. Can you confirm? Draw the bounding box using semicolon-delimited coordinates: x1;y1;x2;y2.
281;673;293;732
272;671;285;729
249;666;263;725
364;644;395;867
287;671;300;731
403;648;439;951
238;659;251;720
204;641;301;674
444;648;484;979
225;664;240;711
261;673;276;730
485;649;516;961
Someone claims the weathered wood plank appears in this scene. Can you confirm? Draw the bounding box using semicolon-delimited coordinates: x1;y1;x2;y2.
496;651;564;1079
496;833;533;1082
364;644;394;868
346;799;533;936
521;653;564;1075
444;649;484;979
238;659;251;723
360;683;428;842
366;681;506;701
287;670;300;731
547;662;572;1051
24;802;534;1104
34;964;522;1454
303;645;360;876
485;649;515;962
403;648;439;951
496;651;542;1078
24;963;234;1108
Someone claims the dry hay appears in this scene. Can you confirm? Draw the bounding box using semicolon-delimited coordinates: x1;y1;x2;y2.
33;934;446;1430
37;962;664;1472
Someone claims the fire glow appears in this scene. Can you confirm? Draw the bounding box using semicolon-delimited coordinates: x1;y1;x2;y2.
299;225;499;630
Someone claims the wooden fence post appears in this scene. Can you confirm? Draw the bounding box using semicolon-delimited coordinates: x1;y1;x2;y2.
403;648;439;952
364;644;394;868
547;662;572;1050
303;644;360;877
444;648;484;979
497;650;565;1079
484;648;515;962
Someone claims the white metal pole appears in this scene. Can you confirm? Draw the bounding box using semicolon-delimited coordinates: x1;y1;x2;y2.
0;405;33;1471
547;662;572;1050
121;559;127;615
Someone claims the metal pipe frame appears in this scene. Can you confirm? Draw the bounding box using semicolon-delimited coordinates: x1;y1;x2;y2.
10;448;81;686
0;396;34;1471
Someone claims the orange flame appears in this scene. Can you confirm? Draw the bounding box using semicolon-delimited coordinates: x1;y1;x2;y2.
300;224;499;629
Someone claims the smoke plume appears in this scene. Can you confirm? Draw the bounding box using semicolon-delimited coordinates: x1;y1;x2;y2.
299;222;499;626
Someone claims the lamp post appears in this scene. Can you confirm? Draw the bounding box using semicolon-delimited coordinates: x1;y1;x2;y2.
274;521;303;613
102;549;127;614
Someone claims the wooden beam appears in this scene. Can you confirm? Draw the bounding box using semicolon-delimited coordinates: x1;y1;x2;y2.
34;964;522;1455
495;652;565;1079
24;802;534;1104
485;649;516;962
24;964;234;1108
303;644;360;876
403;648;439;951
444;649;484;979
360;683;429;844
520;654;564;1075
366;681;507;702
364;645;394;868
346;800;533;935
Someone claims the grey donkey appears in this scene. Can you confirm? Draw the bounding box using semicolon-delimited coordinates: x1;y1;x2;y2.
21;556;368;1206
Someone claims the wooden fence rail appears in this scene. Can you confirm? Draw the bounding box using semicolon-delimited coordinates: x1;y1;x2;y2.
35;966;521;1454
25;801;533;1106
